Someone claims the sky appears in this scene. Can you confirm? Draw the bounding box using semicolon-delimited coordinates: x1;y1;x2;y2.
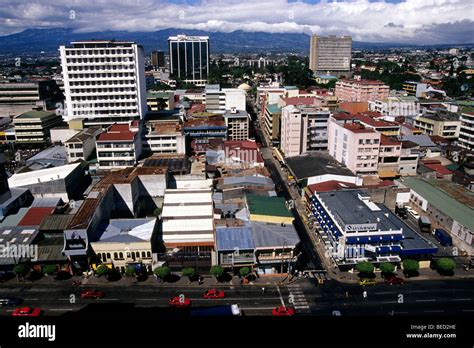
0;0;473;43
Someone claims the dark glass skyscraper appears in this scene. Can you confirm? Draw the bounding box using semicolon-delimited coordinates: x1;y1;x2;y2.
168;35;209;86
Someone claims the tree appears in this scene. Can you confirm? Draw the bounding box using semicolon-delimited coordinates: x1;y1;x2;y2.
402;259;419;276
42;264;58;276
210;265;224;283
379;262;395;275
124;266;136;277
182;267;197;284
239;267;250;278
436;258;456;275
153;207;162;217
96;264;109;277
153;266;171;281
13;264;29;280
355;261;375;276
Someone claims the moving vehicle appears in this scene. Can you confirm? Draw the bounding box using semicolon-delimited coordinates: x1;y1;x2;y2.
418;216;432;233
191;304;241;317
12;307;42;317
169;295;191;308
80;290;105;299
0;297;22;307
384;275;404;285
203;289;225;299
434;228;453;246
359;278;377;286
272;306;295;316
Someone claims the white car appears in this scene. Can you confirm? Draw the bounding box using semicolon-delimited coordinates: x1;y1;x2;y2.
406;207;420;220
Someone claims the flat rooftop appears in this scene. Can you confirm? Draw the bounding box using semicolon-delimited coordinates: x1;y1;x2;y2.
285;151;354;180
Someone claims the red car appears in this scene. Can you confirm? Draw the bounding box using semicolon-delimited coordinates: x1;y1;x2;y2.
12;307;42;317
169;296;191;307
385;276;404;285
203;289;225;299
80;290;105;299
272;306;295;317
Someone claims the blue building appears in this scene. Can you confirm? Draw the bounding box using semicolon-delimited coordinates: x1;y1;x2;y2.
308;189;437;267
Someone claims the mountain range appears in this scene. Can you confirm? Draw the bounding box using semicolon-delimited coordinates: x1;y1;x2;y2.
1;28;473;56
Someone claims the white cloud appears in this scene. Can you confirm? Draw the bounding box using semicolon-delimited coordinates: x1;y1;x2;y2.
0;0;472;43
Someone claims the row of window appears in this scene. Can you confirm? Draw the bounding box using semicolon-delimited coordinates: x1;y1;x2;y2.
98;250;151;261
70;87;136;93
69;73;135;79
66;49;133;55
68;65;134;72
66;57;133;63
72;102;136;108
356;163;376;168
69;80;135;87
358;138;380;145
72;96;135;102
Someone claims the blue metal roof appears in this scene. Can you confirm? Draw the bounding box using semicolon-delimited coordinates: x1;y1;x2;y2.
216;226;255;251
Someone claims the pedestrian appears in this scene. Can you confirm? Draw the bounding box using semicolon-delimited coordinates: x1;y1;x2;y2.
261;287;265;294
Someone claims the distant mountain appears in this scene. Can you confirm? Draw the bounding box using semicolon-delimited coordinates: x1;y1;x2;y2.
1;28;473;56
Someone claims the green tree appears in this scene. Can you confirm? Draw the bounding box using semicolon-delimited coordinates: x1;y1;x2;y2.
42;264;58;276
239;267;251;278
153;266;171;281
124;266;136;277
379;262;395;275
436;258;456;275
96;264;109;277
402;259;419;276
210;265;224;283
182;267;197;284
153;207;162;217
356;261;375;275
13;264;29;280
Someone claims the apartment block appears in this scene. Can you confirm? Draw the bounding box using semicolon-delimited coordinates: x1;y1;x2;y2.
142;120;185;154
13;110;63;146
65;126;102;162
96;124;142;170
459;111;474;151
335;79;389;102
414;111;460;140
368;95;420;120
223;108;250;141
378;135;401;179
280;105;330;157
309;35;352;75
204;85;246;113
59;40;147;127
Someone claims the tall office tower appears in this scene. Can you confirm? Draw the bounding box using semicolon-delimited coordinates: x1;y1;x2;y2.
309;35;352;76
151;50;165;68
168;35;209;86
59;40;147;127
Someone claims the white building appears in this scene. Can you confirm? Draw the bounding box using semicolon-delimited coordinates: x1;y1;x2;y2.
59;40;147;127
223;108;250;141
65;126;102;162
204;85;246;113
142;121;186;154
459;111;474;151
96;124;142;170
368;95;420;121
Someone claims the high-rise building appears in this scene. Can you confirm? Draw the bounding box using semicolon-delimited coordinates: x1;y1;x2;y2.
335;79;389;102
168;35;209;86
151;50;165;68
309;35;352;75
459;110;474;151
59;40;147;127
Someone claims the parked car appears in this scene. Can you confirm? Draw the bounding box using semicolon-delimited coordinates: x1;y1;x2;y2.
0;297;22;307
169;295;191;308
203;289;225;299
395;206;408;219
384;275;404;285
12;307;42;317
80;290;105;299
406;207;420;220
359;278;377;286
272;306;295;316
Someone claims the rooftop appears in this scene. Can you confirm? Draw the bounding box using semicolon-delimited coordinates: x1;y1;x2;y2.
18;207;55;226
216;226;255;251
399;177;474;230
15;110;57;120
65;126;101;143
97;218;156;243
246;194;293;218
285;151;354;180
8;162;83;188
343;123;376;133
251;221;300;248
380;134;401;146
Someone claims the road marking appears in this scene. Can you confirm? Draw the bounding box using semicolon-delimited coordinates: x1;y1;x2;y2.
49;308;73;311
424;310;444;313
415;299;436;302
276;286;285;306
294;305;309;309
451;298;471;301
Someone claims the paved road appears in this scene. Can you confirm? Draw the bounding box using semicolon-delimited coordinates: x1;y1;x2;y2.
1;277;473;317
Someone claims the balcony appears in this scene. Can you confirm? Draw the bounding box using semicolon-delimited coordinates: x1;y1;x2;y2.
220;253;255;265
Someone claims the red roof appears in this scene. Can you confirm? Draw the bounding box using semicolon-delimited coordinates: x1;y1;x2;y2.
354;114;399;128
97;131;135;141
307;180;357;194
429;135;450;144
332;112;355;121
380;134;401;146
109;124;131;132
18;207;55;226
424;163;453;175
343;123;376;133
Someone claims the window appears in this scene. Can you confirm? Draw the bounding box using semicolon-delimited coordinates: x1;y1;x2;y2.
359;139;363;145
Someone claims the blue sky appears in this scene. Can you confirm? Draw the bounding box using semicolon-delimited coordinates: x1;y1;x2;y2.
0;0;472;43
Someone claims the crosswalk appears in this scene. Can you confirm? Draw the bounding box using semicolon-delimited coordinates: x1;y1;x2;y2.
287;284;310;313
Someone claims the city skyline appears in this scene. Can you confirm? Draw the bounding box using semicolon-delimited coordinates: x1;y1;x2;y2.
0;0;472;44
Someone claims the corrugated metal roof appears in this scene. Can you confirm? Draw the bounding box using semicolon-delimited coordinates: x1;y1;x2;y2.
251;221;300;248
400;135;437;148
216;226;255;251
18;207;55;226
39;214;74;231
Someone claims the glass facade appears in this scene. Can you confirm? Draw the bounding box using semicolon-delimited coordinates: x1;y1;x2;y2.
168;36;209;84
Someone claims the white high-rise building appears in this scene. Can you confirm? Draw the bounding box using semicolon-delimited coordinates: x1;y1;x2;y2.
59;40;147;127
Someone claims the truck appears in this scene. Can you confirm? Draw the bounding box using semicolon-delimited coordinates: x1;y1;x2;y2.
434;228;453;246
190;304;241;317
418;216;432;233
